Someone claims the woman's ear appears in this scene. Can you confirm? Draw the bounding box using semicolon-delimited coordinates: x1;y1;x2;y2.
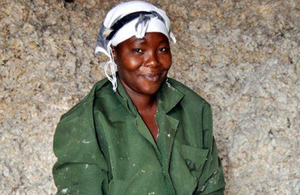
110;45;117;60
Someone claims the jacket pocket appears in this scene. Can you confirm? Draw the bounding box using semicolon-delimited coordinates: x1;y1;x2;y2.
181;145;209;178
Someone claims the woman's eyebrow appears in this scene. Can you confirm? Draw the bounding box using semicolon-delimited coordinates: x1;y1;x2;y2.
158;40;170;44
132;39;169;45
131;39;147;44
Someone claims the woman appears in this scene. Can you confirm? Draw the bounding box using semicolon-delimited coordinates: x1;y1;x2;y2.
53;1;225;194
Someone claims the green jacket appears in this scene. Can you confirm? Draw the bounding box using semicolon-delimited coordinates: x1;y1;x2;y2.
53;77;225;195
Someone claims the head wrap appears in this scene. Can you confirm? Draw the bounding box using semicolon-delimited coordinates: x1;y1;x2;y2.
95;1;176;91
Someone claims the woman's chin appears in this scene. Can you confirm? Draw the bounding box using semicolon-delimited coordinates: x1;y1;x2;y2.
138;86;160;96
139;79;165;95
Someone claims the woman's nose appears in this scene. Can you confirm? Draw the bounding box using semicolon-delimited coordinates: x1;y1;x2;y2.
144;52;159;68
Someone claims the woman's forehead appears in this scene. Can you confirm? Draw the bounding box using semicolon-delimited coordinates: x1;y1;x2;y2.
120;32;169;46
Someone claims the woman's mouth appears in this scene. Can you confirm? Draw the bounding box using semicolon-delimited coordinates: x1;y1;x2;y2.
140;73;161;82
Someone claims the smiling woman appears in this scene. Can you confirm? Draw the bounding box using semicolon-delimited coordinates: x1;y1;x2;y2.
113;33;172;139
52;1;225;195
113;33;172;96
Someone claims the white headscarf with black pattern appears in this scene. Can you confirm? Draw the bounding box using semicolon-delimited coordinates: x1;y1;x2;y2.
95;1;176;91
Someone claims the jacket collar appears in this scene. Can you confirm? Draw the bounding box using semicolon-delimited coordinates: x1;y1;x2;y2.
115;75;138;115
115;76;184;115
157;78;184;113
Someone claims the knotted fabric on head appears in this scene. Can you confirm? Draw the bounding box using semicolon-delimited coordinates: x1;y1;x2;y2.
95;1;176;91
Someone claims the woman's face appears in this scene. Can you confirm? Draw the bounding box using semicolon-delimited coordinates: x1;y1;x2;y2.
113;32;172;96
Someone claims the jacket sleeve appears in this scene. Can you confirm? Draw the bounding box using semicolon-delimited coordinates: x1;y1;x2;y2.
195;103;226;195
52;116;109;195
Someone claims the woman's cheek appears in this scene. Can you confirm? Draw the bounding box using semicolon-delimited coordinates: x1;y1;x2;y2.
126;59;143;71
162;57;172;70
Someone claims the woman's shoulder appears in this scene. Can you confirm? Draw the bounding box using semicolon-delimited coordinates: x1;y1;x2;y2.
59;78;110;122
166;78;210;107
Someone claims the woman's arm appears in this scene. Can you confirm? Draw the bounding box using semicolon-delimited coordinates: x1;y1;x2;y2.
53;116;108;195
195;103;226;194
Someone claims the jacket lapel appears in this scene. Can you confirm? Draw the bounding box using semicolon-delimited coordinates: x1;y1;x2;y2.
156;78;184;167
115;76;160;152
115;76;185;166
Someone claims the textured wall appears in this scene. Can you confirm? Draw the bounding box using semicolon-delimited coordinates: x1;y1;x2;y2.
1;0;299;194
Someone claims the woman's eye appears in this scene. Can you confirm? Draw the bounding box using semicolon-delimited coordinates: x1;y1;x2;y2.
133;48;143;53
159;47;170;52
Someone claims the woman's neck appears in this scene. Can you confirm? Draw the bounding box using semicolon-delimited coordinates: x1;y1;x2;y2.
120;81;157;112
127;89;157;112
120;79;159;140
